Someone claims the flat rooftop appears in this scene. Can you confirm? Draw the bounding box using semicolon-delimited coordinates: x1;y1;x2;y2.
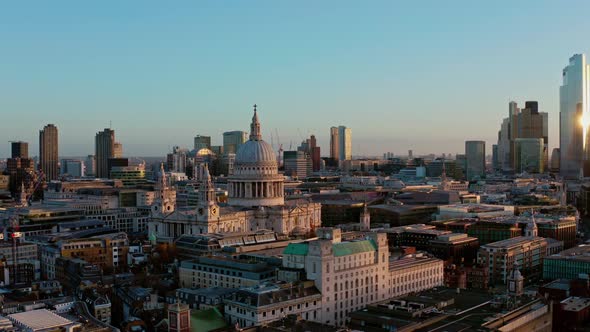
8;309;75;330
545;244;590;262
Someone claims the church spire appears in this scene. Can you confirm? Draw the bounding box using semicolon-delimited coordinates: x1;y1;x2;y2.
250;104;262;141
159;163;167;189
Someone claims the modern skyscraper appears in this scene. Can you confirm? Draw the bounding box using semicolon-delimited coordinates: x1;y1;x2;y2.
329;127;339;160
329;126;352;164
11;141;28;159
496;101;548;172
465;141;485;180
95;129;115;178
560;54;590;178
85;155;96;176
514;138;544;173
339;126;352;162
223;131;248;154
194;135;211;150
39;124;59;181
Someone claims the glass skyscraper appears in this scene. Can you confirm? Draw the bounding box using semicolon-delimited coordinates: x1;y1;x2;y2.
559;54;590;178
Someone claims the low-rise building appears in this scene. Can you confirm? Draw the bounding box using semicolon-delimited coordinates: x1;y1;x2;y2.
179;255;277;289
224;281;322;328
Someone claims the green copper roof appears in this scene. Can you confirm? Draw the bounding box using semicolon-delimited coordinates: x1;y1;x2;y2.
333;240;377;257
191;307;227;332
284;243;309;255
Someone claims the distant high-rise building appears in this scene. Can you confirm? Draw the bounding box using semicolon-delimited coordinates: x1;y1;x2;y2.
223;131;247;154
284;150;311;179
298;135;321;172
85;155;96;176
465;141;485;180
329;126;351;164
496;101;548;172
194;135;211;150
113;141;123;158
339;126;352;162
95;129;115;178
560;54;590;178
166;146;188;173
492;144;499;171
39;124;59;181
408;150;413;159
11;141;28;159
329;127;339;161
61;159;85;178
514;138;544;173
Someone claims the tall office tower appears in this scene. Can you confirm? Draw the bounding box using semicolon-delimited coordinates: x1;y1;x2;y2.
465;141;485;181
560;54;590;178
194;135;211;150
95;129;115;178
329;127;339;160
85;155;96;176
113;141;123;158
514;138;544;173
39;124;59;181
166;146;188;173
496;101;548;172
309;135;321;172
408;150;413;159
223;131;248;154
338;126;352;162
11;141;28;159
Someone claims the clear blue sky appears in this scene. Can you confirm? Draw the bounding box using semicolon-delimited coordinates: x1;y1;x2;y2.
1;1;589;158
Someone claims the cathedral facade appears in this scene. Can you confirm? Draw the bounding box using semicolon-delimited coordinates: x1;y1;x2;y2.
148;107;322;242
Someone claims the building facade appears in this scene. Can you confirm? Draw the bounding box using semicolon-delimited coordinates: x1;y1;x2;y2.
95;129;115;179
560;54;590;179
465;141;485;180
39;124;59;181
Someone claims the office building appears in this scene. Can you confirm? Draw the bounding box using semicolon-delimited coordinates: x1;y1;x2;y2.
39;124;59;181
496;101;548;172
283;150;311;179
194;135;211;150
477;236;547;284
329;127;339;160
166;146;188;173
560;54;590;178
95;129;115;178
223;131;248;154
329;126;352;164
85;155;96;177
543;244;590;280
179;255;277;289
61;159;85;178
514;138;545;173
11;141;28;159
298;135;321;172
113;141;123;158
465;140;485;180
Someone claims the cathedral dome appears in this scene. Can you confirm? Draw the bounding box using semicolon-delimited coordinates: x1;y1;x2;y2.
228;105;284;208
235;139;276;165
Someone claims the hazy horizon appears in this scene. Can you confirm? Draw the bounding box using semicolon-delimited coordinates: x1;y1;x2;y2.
3;1;590;158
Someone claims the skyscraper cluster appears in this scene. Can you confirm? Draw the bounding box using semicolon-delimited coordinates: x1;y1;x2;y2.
495;101;548;173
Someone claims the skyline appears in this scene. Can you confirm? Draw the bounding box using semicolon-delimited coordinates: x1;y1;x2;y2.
3;1;590;157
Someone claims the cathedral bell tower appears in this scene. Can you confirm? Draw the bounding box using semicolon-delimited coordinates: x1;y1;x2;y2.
152;163;176;214
197;164;219;221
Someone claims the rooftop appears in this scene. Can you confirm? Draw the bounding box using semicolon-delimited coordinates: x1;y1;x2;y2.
545;244;590;262
8;309;76;330
561;297;590;312
481;236;546;249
